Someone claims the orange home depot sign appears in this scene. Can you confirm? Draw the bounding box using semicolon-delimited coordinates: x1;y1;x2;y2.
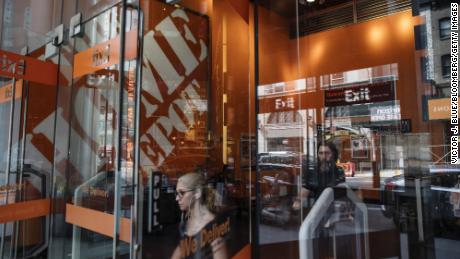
73;29;138;78
0;50;58;86
428;98;452;120
139;2;209;174
0;199;50;224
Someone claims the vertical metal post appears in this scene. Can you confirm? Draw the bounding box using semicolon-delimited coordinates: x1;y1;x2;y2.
0;0;6;44
0;69;17;259
253;0;260;258
129;205;134;258
114;1;128;258
12;47;30;259
295;0;304;224
415;178;424;242
352;0;358;23
65;10;80;259
130;6;144;258
332;228;337;259
47;32;64;256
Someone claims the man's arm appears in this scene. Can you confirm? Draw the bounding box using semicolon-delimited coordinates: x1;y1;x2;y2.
300;187;310;198
292;187;310;210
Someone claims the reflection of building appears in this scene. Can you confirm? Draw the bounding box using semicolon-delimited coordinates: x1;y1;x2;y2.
258;63;410;173
258;79;318;155
420;1;451;96
259;110;306;153
417;1;452;164
257;0;433;174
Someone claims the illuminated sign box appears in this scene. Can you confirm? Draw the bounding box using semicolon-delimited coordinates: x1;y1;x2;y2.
324;81;395;107
428;98;451;120
370;104;401;122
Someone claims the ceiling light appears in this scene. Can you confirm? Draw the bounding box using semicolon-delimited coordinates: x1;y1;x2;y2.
299;0;315;6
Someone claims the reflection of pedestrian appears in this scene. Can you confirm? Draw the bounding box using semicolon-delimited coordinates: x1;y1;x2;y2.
293;142;345;209
171;172;228;259
295;143;350;258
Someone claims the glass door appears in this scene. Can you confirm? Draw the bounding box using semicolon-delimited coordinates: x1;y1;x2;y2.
0;48;59;259
137;1;252;259
64;2;141;258
0;75;23;259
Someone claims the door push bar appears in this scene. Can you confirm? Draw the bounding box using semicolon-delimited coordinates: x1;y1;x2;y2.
298;184;370;259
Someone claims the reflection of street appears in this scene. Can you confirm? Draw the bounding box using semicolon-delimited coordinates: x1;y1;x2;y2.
345;175;377;190
260;203;395;245
260;202;460;258
346;169;403;190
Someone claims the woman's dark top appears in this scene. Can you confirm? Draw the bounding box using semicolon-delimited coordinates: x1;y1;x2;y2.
178;215;230;259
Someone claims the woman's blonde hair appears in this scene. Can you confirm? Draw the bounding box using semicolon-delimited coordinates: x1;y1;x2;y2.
178;172;218;213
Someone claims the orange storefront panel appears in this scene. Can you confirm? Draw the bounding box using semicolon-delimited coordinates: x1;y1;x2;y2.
0;199;50;224
73;29;138;78
428;98;452;120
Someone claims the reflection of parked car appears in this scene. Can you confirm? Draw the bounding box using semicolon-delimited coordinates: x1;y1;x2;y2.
381;166;460;236
258;152;302;225
258;152;302;194
260;172;293;225
259;152;302;170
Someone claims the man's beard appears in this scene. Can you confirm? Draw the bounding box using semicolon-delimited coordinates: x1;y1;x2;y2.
319;160;334;174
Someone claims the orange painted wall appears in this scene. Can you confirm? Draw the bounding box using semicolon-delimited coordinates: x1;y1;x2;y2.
180;0;213;16
257;6;298;84
218;0;250;178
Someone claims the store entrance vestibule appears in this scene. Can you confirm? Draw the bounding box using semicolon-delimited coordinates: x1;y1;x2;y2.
0;47;58;258
2;1;252;258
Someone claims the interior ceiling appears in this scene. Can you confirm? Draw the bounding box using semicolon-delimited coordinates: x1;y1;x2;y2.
257;0;352;18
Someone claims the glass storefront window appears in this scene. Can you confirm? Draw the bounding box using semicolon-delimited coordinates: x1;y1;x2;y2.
138;1;251;258
255;0;459;259
0;0;458;258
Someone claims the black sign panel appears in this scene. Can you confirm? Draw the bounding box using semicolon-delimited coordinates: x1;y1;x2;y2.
325;81;395;107
368;119;412;133
152;171;161;229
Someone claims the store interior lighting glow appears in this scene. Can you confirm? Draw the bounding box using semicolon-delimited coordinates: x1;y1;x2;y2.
307;0;315;2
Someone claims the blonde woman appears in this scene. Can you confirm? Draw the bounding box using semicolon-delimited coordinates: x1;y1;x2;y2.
171;172;228;259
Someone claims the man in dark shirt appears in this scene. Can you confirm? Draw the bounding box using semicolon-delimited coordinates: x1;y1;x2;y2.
293;142;345;209
305;142;345;198
296;142;351;259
